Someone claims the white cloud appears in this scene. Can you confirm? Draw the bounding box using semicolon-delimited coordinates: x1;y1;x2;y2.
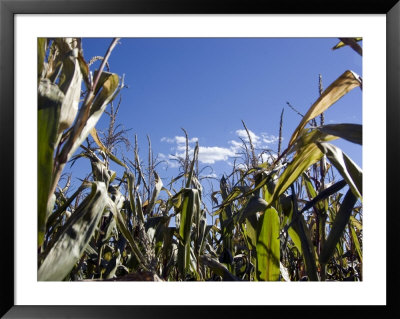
160;137;175;143
161;136;199;145
261;133;280;144
157;153;180;169
235;129;260;144
159;129;279;167
198;146;236;164
175;136;187;144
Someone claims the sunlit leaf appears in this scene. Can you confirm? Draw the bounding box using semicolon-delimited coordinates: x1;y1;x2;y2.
59;71;119;164
317;142;362;199
256;207;280;281
55;38;82;135
90;127;127;168
350;223;363;263
318;124;362;145
333;38;363;56
289;70;361;147
332;37;362;50
270;143;324;207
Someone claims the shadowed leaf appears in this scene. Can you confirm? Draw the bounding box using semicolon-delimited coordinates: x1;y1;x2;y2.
38;182;108;281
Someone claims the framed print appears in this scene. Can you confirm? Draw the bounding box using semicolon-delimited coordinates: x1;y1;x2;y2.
1;0;399;317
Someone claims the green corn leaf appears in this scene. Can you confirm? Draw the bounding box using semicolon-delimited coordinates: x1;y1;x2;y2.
288;227;303;255
350;215;362;231
126;172;137;218
291;215;319;281
178;189;200;275
232;196;268;225
317;124;362;145
243;214;258;251
270;143;324;207
350;223;363;263
256;207;280;281
38;79;63;247
317;142;362;199
289;127;338;155
350;225;362;262
196;210;208;254
302;173;325;212
38;182;108;281
301;178;347;215
185;143;199;189
319;189;358;265
145;216;169;256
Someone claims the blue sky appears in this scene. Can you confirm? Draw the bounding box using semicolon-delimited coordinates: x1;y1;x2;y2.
66;38;362;206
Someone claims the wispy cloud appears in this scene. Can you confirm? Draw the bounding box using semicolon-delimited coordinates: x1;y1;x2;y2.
161;136;198;144
159;129;279;167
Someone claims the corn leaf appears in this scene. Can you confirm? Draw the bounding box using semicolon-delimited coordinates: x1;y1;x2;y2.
350;215;362;231
200;255;239;281
270;143;324;207
38;79;63;247
319;189;358;265
59;71;119;164
56;40;82;135
37;38;47;80
318;124;362;145
243;215;258;251
90;127;127;168
349;223;363;263
288;227;303;255
144;171;163;216
126;172;138;219
38;182;108;281
289;127;338;155
332;37;362;50
289;70;361;147
109;197;148;269
317;142;362;199
335;38;363;56
178;189;200;275
233;196;268;225
292;216;319;281
256;207;280;281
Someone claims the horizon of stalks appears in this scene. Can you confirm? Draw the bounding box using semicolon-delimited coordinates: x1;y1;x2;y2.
38;37;363;281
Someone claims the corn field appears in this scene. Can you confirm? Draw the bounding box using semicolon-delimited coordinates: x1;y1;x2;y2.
38;38;362;282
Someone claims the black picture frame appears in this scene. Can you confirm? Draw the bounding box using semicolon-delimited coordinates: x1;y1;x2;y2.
1;0;398;318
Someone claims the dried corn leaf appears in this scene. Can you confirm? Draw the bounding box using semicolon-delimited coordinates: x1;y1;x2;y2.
289;70;361;147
